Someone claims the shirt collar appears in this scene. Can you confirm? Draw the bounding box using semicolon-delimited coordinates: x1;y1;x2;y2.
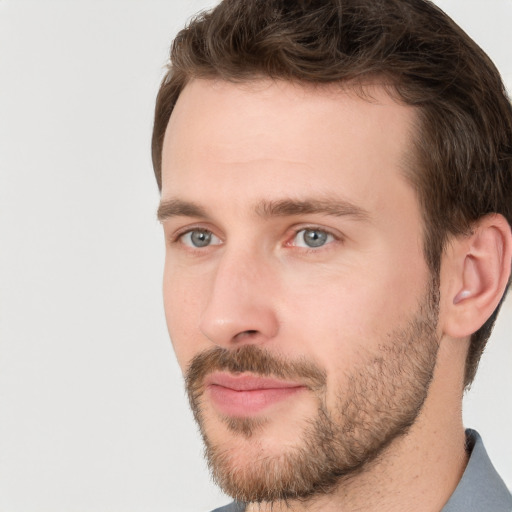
442;429;512;511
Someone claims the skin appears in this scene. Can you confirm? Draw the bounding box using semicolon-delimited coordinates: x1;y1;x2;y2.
158;78;507;511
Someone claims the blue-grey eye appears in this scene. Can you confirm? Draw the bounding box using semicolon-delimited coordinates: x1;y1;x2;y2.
293;228;333;248
181;230;221;248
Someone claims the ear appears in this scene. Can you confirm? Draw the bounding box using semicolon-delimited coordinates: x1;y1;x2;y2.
440;214;512;339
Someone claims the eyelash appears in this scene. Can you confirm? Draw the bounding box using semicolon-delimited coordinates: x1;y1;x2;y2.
169;225;341;252
170;224;220;245
287;226;340;252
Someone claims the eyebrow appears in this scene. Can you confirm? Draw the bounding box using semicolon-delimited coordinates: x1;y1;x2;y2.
254;198;370;220
157;197;370;222
157;199;209;221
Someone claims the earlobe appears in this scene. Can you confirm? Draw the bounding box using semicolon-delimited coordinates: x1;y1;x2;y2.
442;214;512;339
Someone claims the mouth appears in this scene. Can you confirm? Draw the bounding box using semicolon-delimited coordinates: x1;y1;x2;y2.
204;372;307;416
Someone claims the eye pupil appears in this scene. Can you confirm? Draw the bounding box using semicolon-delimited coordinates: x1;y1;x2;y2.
303;229;328;247
191;230;211;247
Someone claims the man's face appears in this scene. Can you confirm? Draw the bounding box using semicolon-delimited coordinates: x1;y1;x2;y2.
159;79;440;502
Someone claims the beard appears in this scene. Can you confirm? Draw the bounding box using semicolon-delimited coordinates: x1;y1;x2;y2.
185;280;440;505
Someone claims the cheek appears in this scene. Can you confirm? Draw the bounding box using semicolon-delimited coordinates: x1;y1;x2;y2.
279;269;395;334
276;255;428;366
163;263;206;368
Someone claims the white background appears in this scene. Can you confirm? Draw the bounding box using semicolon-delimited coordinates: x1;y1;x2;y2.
0;1;510;511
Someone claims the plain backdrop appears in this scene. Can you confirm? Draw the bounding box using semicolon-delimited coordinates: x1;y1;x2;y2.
0;1;510;511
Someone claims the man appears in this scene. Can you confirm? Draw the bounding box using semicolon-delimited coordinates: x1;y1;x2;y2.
152;0;512;510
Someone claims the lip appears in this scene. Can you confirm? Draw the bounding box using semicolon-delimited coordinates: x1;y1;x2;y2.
204;372;306;416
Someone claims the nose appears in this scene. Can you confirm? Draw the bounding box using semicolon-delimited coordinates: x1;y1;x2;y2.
199;249;279;347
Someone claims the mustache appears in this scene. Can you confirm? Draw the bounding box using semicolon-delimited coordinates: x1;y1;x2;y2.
186;345;326;394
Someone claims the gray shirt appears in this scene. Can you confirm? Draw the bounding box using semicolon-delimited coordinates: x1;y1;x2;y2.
211;430;512;512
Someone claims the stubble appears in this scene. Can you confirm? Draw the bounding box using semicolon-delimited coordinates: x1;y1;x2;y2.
185;280;440;505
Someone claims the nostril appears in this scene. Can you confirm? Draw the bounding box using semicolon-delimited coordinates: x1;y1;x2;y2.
233;329;259;342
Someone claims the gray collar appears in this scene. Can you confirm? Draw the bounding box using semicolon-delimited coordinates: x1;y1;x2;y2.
442;429;512;511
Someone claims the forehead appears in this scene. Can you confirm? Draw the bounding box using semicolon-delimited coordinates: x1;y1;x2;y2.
161;78;418;211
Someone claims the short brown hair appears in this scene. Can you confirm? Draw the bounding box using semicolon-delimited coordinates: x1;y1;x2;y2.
152;0;512;387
